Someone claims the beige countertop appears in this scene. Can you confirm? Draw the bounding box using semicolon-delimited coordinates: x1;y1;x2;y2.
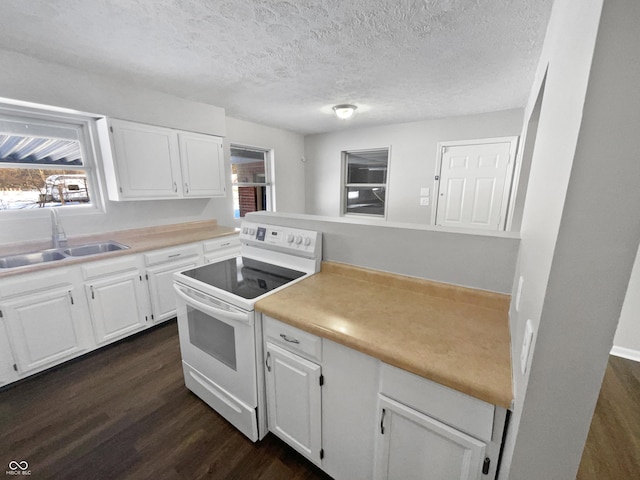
0;220;237;279
256;261;513;409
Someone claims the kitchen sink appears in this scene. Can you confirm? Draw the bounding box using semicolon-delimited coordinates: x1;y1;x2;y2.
0;241;129;269
0;249;68;269
63;241;129;257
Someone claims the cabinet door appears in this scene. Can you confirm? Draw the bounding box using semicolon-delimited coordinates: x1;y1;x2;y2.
110;119;182;199
265;342;323;466
86;271;148;345
375;395;486;480
1;286;87;375
146;259;198;323
178;132;225;197
0;321;18;386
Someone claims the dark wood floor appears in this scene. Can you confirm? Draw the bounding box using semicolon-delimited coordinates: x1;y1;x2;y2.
1;320;638;479
577;354;640;479
0;320;331;480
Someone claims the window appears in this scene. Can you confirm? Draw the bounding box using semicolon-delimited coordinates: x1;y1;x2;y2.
230;145;272;218
0;108;98;212
342;148;389;217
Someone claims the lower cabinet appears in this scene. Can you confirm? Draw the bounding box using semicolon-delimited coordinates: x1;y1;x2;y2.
262;314;506;480
1;285;88;375
0;234;239;387
144;244;202;324
264;341;323;466
83;256;150;346
374;395;486;480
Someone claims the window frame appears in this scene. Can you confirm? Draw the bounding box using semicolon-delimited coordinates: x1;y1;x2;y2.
0;102;105;218
230;143;274;221
341;147;390;219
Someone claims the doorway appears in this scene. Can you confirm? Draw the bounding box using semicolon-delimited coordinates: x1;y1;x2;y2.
433;137;518;230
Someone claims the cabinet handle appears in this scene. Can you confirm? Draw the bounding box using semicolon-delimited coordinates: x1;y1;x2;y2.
280;333;300;344
185;183;189;193
168;253;181;258
380;408;386;434
173;182;178;192
266;352;272;372
90;285;95;300
68;291;74;305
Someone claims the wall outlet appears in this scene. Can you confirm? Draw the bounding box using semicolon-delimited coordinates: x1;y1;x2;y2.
420;197;430;206
520;320;534;375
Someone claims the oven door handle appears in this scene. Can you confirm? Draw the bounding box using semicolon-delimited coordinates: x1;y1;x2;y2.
173;284;251;325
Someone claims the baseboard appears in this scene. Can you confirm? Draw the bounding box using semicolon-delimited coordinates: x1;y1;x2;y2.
610;345;640;363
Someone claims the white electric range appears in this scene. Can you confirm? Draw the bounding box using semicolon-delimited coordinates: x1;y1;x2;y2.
173;221;322;441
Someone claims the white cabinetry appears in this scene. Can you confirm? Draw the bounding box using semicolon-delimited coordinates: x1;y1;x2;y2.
203;236;241;264
99;118;225;201
321;339;379;480
83;256;149;345
0;269;91;377
375;395;486;480
375;364;504;480
178;132;225;197
0;234;239;388
0;322;18;386
261;315;506;480
144;243;202;323
264;316;323;466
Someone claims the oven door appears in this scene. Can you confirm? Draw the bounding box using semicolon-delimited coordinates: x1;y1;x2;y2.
174;282;259;441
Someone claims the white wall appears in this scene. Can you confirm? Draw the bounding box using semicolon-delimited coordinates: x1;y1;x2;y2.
500;1;640;479
0;50;225;136
225;117;306;224
613;243;640;358
0;49;234;245
304;109;523;225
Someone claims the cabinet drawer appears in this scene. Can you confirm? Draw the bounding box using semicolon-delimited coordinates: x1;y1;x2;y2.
82;255;140;280
379;363;495;442
263;315;322;363
202;236;240;253
144;244;201;266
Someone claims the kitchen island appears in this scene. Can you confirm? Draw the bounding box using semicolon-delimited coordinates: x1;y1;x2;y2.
256;260;512;480
256;260;512;408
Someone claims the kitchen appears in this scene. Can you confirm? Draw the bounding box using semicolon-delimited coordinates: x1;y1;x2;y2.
1;1;640;479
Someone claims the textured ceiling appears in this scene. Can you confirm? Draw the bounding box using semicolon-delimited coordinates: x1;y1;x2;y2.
0;0;553;135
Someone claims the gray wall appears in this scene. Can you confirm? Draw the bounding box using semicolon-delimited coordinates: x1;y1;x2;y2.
304;109;523;225
246;211;520;294
500;0;640;478
225;117;306;227
613;242;640;357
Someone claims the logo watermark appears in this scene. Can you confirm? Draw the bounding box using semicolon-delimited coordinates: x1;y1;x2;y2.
6;461;30;476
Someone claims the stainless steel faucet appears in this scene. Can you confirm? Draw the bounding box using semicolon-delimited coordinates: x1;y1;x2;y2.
50;209;68;248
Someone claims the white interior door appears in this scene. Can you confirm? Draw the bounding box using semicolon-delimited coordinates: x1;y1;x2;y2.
435;139;516;230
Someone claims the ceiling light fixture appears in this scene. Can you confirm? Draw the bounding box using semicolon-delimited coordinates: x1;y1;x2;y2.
333;104;357;120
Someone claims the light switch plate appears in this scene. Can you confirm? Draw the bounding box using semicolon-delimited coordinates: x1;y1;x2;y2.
515;276;524;312
420;187;430;197
520;320;534;375
420;197;430;206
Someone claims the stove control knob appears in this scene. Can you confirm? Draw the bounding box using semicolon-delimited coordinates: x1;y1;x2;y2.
295;235;302;245
242;227;248;234
304;237;311;246
249;228;256;235
287;234;294;243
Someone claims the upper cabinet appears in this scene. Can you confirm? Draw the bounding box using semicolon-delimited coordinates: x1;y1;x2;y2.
178;132;226;197
98;118;226;201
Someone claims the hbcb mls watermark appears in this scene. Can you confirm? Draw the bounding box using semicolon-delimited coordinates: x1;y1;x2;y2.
6;461;31;476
